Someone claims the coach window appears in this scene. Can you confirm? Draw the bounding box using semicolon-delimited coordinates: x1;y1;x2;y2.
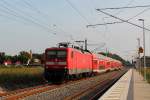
94;60;97;64
107;62;110;65
71;51;74;58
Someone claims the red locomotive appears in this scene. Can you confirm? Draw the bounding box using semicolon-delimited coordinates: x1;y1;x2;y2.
44;42;122;82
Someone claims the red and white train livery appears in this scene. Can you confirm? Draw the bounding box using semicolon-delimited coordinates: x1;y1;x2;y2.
44;43;122;82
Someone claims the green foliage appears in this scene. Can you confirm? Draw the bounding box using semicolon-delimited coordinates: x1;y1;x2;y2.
0;51;44;65
18;55;28;64
11;55;18;63
0;55;12;64
140;68;150;83
0;66;45;90
20;51;31;59
0;55;5;64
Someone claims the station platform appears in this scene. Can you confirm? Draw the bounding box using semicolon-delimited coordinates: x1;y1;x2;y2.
99;69;150;100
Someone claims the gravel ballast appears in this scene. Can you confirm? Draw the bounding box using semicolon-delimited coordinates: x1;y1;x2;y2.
24;70;124;100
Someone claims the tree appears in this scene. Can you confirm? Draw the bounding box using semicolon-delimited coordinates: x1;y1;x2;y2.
11;55;19;64
0;55;5;64
0;54;12;64
17;55;28;64
20;51;31;59
18;51;31;64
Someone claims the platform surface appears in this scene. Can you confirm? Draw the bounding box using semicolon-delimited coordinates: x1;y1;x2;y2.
133;69;150;100
99;69;150;100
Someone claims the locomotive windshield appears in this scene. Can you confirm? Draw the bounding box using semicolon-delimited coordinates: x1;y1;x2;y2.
46;50;67;59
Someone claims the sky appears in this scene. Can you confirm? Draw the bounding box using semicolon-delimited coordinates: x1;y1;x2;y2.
0;0;150;61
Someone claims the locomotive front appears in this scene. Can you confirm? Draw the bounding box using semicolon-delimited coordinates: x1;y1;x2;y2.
44;48;68;82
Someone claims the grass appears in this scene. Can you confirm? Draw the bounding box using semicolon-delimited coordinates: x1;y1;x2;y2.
139;67;150;83
0;66;46;91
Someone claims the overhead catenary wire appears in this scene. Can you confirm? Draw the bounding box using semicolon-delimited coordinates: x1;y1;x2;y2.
22;0;41;14
0;3;36;25
0;0;55;34
6;0;49;26
65;0;91;25
22;0;50;20
22;0;77;40
0;7;27;23
96;0;135;39
22;0;77;37
0;12;20;22
114;0;135;15
99;4;150;10
100;0;133;28
87;21;123;27
96;9;150;31
65;0;102;43
87;7;150;27
88;0;147;27
127;7;150;21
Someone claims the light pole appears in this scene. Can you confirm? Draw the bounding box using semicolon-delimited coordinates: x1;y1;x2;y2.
137;38;141;73
138;19;146;80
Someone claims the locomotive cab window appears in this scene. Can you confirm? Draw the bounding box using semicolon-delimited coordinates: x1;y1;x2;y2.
47;51;57;59
57;51;67;58
46;50;66;59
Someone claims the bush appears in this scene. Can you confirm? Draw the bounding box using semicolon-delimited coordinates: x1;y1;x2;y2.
0;66;45;91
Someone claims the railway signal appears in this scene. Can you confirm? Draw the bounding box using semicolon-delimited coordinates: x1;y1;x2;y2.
138;47;143;53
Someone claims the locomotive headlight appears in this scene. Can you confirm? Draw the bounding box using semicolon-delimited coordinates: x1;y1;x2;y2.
45;66;49;69
58;62;66;65
46;61;66;65
46;62;55;65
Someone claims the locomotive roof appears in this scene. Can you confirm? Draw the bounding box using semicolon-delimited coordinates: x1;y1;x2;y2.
46;47;92;54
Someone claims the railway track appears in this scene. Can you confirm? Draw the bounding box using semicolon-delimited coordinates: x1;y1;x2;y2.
0;77;90;100
64;69;127;100
0;69;127;100
1;83;57;100
0;76;88;100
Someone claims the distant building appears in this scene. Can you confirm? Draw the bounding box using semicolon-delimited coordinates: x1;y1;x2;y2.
0;52;5;56
15;61;21;65
32;58;41;65
3;60;12;66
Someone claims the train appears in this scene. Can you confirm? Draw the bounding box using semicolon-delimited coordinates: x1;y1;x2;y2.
44;42;122;82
